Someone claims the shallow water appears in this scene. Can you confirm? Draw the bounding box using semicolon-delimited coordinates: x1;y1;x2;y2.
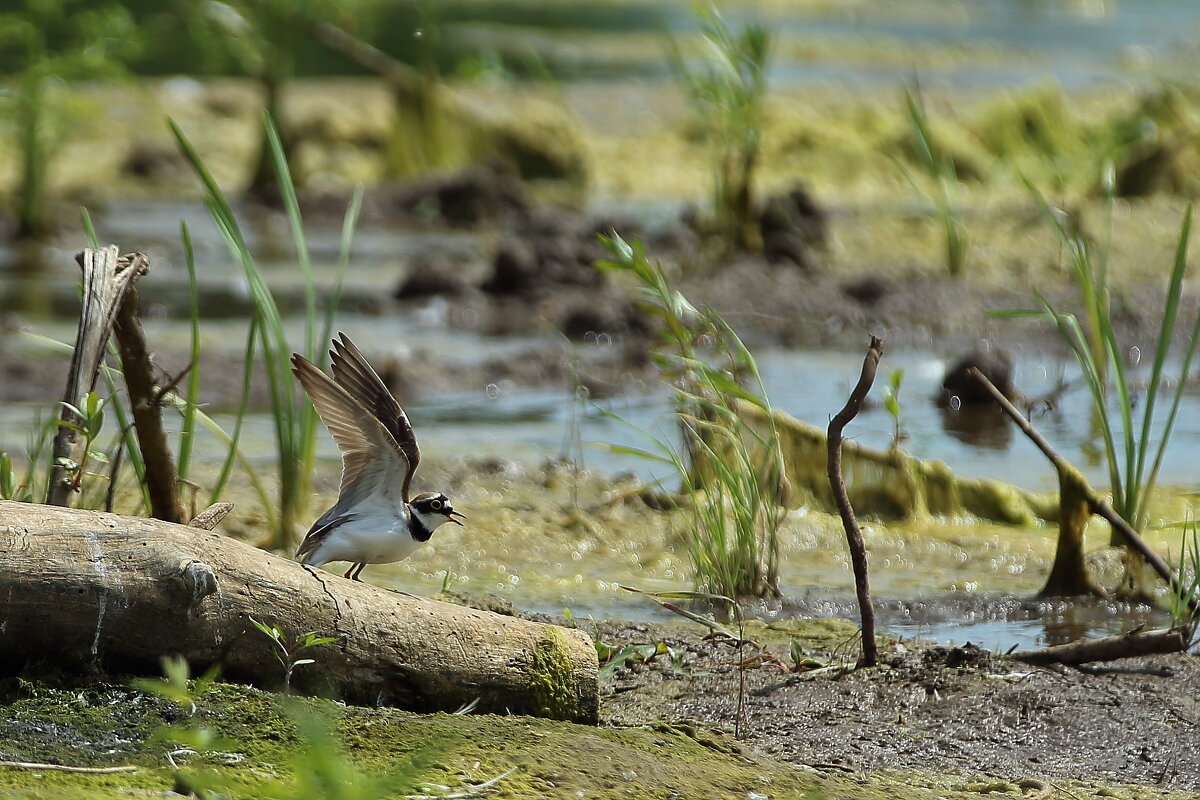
748;0;1200;90
3;275;1198;652
397;341;1200;498
6;129;1200;652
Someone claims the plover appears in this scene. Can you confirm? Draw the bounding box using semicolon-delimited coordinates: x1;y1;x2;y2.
291;333;463;580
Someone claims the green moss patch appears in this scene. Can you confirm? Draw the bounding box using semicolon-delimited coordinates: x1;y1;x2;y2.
0;677;819;799
0;675;1187;799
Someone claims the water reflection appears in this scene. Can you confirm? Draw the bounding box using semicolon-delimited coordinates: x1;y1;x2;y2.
1040;605;1094;646
878;595;1166;651
938;404;1013;449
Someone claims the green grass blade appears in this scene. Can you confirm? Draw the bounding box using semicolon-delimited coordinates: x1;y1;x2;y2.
620;585;739;638
174;115;308;542
1094;297;1135;516
264;111;316;360
1036;293;1124;503
1133;203;1191;473
317;184;364;368
597;443;679;467
175;221;201;484
209;316;262;501
1135;205;1195;527
80;207;98;248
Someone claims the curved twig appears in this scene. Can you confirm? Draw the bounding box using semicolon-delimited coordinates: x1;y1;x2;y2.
827;335;884;667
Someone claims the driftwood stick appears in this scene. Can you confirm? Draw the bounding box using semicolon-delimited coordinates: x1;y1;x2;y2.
187;502;234;531
113;276;187;524
1008;625;1192;666
827;335;884;667
0;500;598;722
312;21;422;93
47;248;148;506
967;368;1199;616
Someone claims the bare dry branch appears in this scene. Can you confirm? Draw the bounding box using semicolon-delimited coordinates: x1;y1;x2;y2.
827;335;883;667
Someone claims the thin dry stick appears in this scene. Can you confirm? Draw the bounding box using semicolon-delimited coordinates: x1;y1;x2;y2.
968;367;1200;616
827;335;883;667
113;279;187;523
0;760;137;774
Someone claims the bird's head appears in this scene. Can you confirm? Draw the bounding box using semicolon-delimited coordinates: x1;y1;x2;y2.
410;492;465;533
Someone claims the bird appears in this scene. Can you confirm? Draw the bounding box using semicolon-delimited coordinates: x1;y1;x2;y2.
290;333;464;581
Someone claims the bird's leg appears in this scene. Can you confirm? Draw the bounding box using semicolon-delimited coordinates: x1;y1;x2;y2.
343;563;359;580
350;562;367;581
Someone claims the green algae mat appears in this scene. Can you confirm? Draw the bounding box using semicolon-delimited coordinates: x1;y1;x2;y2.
1;679;1194;800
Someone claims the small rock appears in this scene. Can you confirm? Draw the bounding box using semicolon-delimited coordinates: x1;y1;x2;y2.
759;184;827;248
763;231;817;271
938;346;1018;406
841;277;890;305
483;237;539;296
394;253;472;299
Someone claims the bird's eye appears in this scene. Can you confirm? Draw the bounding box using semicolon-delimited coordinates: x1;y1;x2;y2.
430;499;443;510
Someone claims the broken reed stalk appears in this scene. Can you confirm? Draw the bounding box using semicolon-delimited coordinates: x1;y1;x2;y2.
827;335;883;667
47;247;148;506
187;501;234;531
112;278;187;523
968;368;1200;616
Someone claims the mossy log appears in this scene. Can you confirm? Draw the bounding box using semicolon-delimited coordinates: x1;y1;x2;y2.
738;402;1058;525
0;501;598;723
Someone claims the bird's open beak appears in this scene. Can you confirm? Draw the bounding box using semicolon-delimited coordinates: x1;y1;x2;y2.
447;509;466;526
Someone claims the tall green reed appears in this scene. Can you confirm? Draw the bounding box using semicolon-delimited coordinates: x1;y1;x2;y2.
11;324;263;516
174;221;202;508
1008;189;1197;538
190;0;355;198
675;4;770;255
172;113;362;548
1168;517;1200;628
896;84;968;276
597;233;783;598
5;194;324;522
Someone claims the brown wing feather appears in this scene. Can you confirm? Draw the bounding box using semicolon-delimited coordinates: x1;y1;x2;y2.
328;332;421;501
291;354;410;504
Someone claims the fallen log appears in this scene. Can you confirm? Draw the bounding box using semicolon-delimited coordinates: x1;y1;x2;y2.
0;501;598;723
1007;625;1193;666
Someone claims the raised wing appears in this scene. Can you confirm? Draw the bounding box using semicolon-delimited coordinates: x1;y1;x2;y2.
292;353;410;507
328;332;421;501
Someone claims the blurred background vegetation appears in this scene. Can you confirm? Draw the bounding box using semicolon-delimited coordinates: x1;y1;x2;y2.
4;0;1200;246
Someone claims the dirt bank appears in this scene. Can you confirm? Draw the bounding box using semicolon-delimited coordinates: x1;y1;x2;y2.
592;616;1200;793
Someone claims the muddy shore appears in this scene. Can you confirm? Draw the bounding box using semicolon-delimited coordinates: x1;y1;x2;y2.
3;75;1200;797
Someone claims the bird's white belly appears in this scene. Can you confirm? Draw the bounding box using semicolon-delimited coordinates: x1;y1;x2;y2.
311;510;420;566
